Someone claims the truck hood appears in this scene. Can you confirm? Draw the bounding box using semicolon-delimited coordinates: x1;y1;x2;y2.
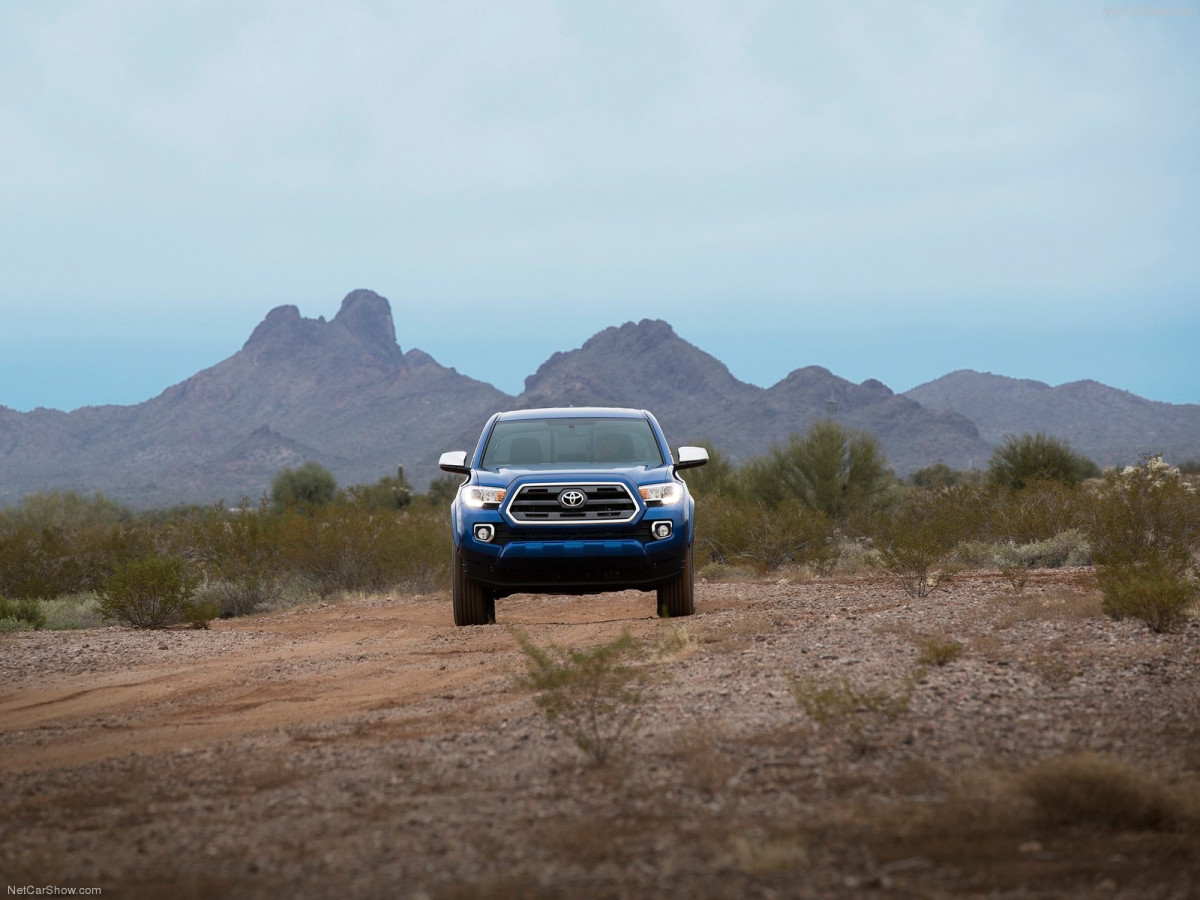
474;464;672;489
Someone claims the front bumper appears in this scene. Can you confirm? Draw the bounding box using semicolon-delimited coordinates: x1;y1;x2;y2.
455;510;690;595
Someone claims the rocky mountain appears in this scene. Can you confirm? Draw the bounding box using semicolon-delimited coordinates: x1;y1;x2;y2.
518;321;991;468
1;291;1196;508
905;371;1200;468
1;291;507;508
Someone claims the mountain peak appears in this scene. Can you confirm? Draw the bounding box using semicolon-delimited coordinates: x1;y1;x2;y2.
241;291;403;367
583;319;678;353
332;289;404;365
244;304;305;348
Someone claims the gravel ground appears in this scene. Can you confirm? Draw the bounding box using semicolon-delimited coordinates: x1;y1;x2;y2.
2;570;1198;899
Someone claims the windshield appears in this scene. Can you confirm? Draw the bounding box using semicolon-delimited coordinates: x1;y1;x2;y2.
481;417;664;469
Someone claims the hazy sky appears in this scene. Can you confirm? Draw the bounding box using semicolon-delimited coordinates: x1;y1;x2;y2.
2;0;1197;412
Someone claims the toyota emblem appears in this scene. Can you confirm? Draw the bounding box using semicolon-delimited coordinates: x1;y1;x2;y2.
557;489;587;509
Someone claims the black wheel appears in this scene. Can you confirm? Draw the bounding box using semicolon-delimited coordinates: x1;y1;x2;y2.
451;549;494;626
657;545;695;618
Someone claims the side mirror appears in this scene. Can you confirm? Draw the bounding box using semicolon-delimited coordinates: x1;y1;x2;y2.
438;450;471;475
675;446;709;470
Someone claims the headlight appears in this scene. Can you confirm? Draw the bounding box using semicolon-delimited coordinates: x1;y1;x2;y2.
639;482;683;504
462;486;507;509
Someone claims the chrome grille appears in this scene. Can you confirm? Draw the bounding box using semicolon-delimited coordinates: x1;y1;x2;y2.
505;482;639;525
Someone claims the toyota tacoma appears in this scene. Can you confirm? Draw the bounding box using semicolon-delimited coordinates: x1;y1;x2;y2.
439;407;709;626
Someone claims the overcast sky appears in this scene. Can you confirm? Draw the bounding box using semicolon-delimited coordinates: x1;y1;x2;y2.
1;0;1197;412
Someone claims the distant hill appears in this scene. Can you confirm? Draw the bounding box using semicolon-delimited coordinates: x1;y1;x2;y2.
2;291;1196;508
1;291;507;508
518;321;991;469
904;370;1200;468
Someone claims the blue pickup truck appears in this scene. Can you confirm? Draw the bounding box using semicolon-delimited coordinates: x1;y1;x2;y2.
439;407;709;625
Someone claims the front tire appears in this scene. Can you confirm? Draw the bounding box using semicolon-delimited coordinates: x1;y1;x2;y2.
452;549;494;626
657;545;695;618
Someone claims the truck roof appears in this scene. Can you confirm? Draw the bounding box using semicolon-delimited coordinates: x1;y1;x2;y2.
494;407;648;421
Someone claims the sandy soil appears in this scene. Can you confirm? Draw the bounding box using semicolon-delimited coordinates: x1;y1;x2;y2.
1;572;1198;899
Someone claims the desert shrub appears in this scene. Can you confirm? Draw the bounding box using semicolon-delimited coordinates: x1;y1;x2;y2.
679;442;740;498
953;529;1090;590
0;595;46;632
348;469;414;511
1018;752;1191;830
742;420;893;521
915;634;963;667
38;593;107;630
97;555;200;629
987;432;1099;491
181;596;222;629
1089;456;1199;568
1088;456;1200;632
909;462;975;489
4;489;132;530
271;461;338;511
898;479;990;542
1097;565;1196;634
422;475;463;508
697;496;834;573
0;500;153;600
167;500;287;616
390;506;452;592
190;572;278;619
980;478;1090;544
831;535;880;574
791;673;909;755
513;629;647;764
872;489;971;597
1010;529;1092;568
275;500;447;595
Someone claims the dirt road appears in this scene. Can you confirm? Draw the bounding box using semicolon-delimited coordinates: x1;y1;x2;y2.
2;575;1198;898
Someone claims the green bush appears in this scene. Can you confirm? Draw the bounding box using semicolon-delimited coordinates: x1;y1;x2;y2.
97;555;200;629
275;501;449;595
909;462;975;489
0;595;46;632
988;432;1099;490
742;420;892;521
981;478;1089;544
422;475;463;508
679;442;740;498
0;509;152;600
1098;564;1197;634
348;468;414;511
39;594;107;630
271;461;338;511
166;500;286;616
873;489;969;597
182;596;222;629
1089;456;1200;632
697;496;834;573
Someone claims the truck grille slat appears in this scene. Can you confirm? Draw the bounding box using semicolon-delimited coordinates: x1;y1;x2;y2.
506;483;639;525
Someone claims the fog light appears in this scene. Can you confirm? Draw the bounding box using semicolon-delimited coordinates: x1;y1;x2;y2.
651;521;673;540
474;524;495;543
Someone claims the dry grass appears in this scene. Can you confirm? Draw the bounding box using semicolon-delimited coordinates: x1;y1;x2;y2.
1018;752;1198;830
980;586;1102;631
913;632;963;667
852;753;1200;898
660;720;742;798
